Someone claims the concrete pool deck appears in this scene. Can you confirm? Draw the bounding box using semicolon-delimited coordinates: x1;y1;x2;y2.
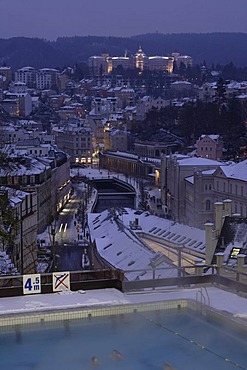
0;287;246;321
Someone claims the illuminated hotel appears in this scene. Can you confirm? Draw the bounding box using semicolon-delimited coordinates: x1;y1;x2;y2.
88;47;191;76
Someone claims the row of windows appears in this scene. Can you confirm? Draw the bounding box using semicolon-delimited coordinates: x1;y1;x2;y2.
216;181;244;196
197;181;245;196
0;173;49;187
204;200;247;216
200;147;213;151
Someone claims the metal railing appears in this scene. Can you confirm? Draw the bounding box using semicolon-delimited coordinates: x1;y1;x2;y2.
1;265;247;298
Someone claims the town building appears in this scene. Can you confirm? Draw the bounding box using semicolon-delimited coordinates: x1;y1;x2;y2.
88;48;192;76
160;155;224;226
196;134;223;160
172;52;193;69
0;146;71;233
99;151;160;184
104;128;128;152
134;130;184;158
160;154;247;229
15;66;36;88
9;81;27;94
36;68;60;90
0;66;13;89
0;187;37;274
1;92;32;117
52;121;93;165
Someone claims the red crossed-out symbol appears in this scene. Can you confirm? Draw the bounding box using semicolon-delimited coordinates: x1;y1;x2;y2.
54;273;69;290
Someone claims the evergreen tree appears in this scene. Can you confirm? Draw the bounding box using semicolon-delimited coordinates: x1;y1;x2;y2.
215;77;226;106
0;190;18;253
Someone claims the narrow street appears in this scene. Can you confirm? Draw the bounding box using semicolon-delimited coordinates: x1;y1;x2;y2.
51;182;90;272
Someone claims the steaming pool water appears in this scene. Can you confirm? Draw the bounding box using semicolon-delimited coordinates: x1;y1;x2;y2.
0;308;246;370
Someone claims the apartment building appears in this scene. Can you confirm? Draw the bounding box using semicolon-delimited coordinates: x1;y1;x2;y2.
160;155;224;226
0;187;37;274
184;160;247;229
1;92;32;117
36;68;60;90
0;146;70;233
160;154;247;229
0;66;13;89
196;134;223;160
52;122;93;165
15;66;36;88
104;128;128;152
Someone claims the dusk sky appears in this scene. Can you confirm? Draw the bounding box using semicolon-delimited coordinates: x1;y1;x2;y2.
1;0;247;40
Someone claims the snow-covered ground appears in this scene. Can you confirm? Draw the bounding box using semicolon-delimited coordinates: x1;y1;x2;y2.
0;287;247;320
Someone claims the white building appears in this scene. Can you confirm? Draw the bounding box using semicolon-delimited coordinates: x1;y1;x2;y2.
148;56;174;73
15;66;36;88
36;68;60;90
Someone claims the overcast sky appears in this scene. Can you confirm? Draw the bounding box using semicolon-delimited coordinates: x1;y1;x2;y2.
1;0;247;40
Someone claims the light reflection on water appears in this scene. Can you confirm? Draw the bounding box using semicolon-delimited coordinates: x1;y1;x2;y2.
0;309;246;370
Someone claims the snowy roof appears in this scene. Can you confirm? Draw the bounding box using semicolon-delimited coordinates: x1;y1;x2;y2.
176;157;222;167
215;216;247;265
88;208;205;280
0;155;48;176
171;81;192;85
199;134;220;141
220;160;247;182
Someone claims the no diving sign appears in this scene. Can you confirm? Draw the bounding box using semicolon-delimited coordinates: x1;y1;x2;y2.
52;272;70;292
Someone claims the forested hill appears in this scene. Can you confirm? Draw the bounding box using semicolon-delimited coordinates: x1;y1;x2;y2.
1;32;247;70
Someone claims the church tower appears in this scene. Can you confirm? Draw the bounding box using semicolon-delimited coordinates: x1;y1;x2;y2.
135;46;146;72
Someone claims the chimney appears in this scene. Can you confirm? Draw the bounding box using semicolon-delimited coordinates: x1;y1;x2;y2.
223;199;232;217
205;222;214;265
214;202;223;237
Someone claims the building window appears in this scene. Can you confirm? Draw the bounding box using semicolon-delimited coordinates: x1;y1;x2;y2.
235;185;238;195
205;184;208;191
206;200;211;211
209;184;212;190
22;175;27;184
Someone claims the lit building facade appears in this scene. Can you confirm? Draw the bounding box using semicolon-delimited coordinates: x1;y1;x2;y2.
52;123;93;165
88;49;192;76
148;56;174;73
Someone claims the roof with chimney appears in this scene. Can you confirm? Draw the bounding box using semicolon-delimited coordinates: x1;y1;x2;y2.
214;216;247;266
